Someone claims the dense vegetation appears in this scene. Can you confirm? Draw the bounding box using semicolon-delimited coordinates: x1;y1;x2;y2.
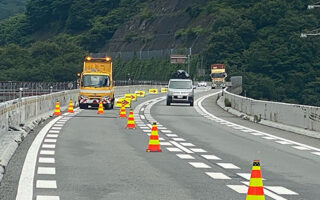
0;0;319;106
0;0;27;20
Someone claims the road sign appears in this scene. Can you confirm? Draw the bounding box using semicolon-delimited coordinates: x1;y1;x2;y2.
161;88;168;93
170;54;187;64
149;89;158;94
135;91;145;97
125;93;137;101
115;98;131;108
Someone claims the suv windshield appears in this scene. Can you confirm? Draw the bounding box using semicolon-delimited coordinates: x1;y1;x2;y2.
169;81;192;89
81;75;110;87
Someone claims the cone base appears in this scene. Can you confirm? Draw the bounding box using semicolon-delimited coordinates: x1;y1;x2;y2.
67;110;74;113
126;126;136;129
146;149;162;152
97;111;104;114
54;113;61;116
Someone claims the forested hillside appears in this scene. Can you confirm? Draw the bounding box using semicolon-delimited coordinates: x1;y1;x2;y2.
0;0;319;106
0;0;27;19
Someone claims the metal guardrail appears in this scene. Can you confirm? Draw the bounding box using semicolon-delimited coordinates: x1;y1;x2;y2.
0;80;168;103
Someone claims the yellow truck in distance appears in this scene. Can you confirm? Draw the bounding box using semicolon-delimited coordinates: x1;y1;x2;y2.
78;56;114;109
210;64;227;89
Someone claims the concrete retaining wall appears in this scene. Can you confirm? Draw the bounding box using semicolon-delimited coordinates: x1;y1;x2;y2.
224;89;320;132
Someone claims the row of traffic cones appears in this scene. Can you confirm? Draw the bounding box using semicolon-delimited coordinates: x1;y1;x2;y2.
53;100;74;116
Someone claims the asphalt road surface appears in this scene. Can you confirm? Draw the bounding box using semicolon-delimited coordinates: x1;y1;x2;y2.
1;87;320;200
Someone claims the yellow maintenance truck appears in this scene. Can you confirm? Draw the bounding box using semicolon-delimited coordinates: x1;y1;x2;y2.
210;64;227;89
78;56;114;109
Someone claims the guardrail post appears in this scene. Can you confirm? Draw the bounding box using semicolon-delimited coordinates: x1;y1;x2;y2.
19;88;23;100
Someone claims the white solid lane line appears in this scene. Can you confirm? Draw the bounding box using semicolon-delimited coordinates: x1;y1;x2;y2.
292;146;310;150
16;116;61;200
36;196;60;200
36;180;57;189
206;172;231;180
37;167;56;175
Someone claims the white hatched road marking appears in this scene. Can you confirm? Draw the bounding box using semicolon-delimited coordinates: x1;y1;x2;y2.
37;167;56;175
176;154;195;159
140;115;145;120
42;144;56;149
170;141;194;154
292;146;310;151
265;186;298;195
146;124;152;128
140;127;149;129
46;134;58;138
141;107;145;112
159;137;165;141
275;141;292;145
161;130;172;133
190;148;207;153
51;127;62;130
143;130;151;133
166;147;182;152
172;138;185;142
36;196;60;200
311;152;320;156
166;134;178;137
227;185;248;193
38;157;55;164
263;136;277;140
201;154;221;160
40;150;55;155
36;180;57;189
157;127;167;130
241;181;288;200
44;139;57;143
217;163;240;169
53;124;64;127
16;116;61;200
206;172;231;180
188;162;211;169
180;142;195;147
237;173;266;180
159;142;172;146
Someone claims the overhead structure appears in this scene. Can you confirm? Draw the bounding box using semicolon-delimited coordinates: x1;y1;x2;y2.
300;28;320;38
308;1;320;9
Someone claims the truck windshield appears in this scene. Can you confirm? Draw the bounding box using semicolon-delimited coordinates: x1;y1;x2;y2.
211;73;225;78
169;81;192;89
81;75;110;87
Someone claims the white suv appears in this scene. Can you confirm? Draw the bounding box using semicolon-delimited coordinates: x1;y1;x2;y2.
166;79;194;106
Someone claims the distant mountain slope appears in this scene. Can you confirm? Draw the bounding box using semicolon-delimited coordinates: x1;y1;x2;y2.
0;0;27;20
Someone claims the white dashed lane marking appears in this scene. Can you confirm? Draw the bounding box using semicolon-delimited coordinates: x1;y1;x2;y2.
188;162;211;169
217;163;240;169
38;157;55;164
36;180;57;189
176;154;195;159
206;172;231;180
37;167;56;175
40;150;55;155
36;195;60;200
44;139;57;143
201;154;221;160
42;144;56;149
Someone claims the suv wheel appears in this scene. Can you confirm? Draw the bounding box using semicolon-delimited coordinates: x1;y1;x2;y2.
190;101;194;106
166;99;171;106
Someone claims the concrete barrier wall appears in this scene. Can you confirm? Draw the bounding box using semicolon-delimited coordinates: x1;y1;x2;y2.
224;89;320;132
0;85;164;137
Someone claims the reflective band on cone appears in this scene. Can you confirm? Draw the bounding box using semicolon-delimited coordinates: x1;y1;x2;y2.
53;101;61;116
97;102;104;114
67;100;74;113
246;160;265;200
146;122;162;152
119;104;126;118
126;110;136;129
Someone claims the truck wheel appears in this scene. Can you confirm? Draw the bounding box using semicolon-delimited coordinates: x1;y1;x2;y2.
190;101;194;106
166;99;171;106
79;104;88;109
104;103;113;110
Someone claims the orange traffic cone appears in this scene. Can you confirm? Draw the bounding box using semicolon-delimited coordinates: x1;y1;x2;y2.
126;109;136;129
246;160;265;200
97;102;104;114
53;101;61;116
67;100;74;113
119;104;126;118
146;122;162;152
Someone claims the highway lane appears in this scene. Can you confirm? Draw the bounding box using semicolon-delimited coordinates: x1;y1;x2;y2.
2;87;319;199
147;90;320;200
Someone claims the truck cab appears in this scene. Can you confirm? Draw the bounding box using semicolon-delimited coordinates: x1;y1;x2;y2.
78;56;114;109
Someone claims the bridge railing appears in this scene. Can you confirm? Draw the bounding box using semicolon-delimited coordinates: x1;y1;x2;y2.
224;89;320;132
